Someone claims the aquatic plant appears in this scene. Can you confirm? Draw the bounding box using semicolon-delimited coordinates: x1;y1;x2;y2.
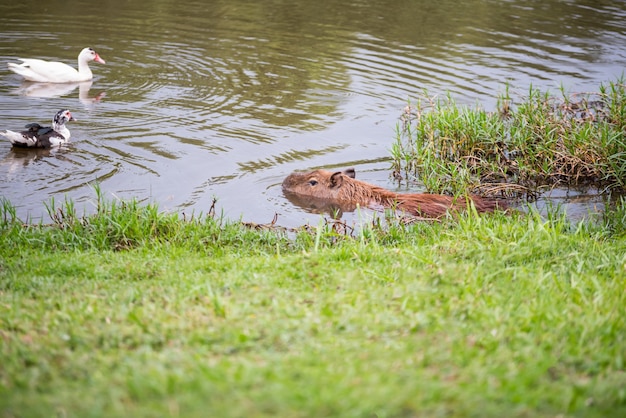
392;78;626;198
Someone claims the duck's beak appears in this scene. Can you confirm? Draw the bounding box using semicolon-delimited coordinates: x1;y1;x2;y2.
94;53;106;64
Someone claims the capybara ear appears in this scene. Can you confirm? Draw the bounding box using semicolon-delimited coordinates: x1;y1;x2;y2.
344;168;356;178
330;171;345;188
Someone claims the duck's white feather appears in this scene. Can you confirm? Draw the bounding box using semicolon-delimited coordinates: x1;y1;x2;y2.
7;48;105;83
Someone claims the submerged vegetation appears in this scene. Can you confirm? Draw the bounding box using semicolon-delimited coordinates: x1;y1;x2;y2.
1;80;626;417
392;78;626;198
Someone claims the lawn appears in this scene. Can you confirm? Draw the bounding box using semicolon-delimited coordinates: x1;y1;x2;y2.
1;196;625;417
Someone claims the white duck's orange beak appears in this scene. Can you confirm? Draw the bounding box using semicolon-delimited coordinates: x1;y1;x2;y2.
94;53;106;64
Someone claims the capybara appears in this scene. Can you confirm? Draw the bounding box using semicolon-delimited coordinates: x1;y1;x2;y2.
282;168;507;218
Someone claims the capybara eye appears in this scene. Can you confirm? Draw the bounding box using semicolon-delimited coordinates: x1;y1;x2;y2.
308;180;318;186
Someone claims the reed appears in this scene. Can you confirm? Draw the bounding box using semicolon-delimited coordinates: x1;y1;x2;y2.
392;78;626;197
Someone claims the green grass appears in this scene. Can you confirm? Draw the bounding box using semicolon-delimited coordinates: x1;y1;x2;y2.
392;78;626;197
1;193;626;417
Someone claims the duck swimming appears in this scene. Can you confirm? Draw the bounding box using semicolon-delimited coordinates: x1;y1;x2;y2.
7;47;106;83
0;109;76;148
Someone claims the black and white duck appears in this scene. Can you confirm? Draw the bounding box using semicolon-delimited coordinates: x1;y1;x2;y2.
0;109;76;148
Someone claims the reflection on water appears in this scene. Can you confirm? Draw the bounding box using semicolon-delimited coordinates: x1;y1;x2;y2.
0;0;624;227
283;191;351;219
2;147;57;176
13;81;106;106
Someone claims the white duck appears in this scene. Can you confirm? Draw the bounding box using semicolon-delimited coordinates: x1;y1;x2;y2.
7;47;106;83
1;109;76;148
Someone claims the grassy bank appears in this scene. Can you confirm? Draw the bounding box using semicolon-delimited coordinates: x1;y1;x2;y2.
1;193;626;417
392;78;626;197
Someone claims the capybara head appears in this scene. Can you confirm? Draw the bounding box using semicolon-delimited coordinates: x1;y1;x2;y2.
282;168;358;201
282;167;421;215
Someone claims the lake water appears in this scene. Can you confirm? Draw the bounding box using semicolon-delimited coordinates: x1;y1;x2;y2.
1;0;624;227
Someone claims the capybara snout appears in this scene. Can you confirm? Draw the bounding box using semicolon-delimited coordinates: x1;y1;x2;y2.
282;168;507;218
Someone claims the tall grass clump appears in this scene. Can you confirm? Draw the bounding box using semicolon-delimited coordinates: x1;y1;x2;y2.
392;78;626;197
599;196;626;237
0;186;297;256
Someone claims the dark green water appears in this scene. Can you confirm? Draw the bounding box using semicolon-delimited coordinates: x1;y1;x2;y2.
0;0;624;225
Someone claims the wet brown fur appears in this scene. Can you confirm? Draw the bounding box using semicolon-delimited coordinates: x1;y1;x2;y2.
282;168;507;218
